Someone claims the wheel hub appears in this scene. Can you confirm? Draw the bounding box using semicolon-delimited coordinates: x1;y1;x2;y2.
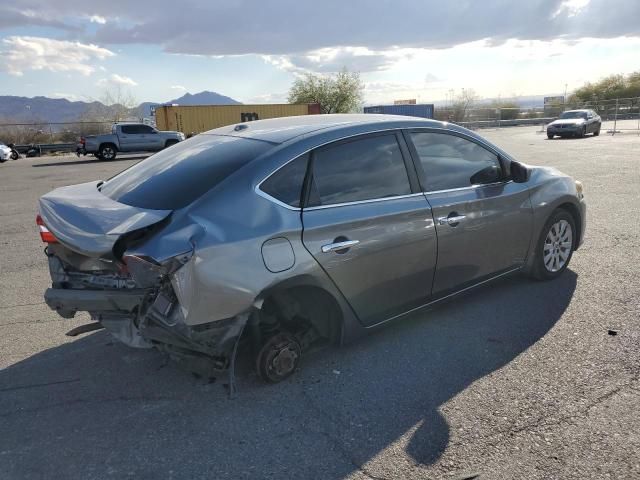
270;346;298;376
256;333;302;383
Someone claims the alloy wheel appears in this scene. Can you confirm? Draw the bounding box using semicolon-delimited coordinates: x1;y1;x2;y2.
103;147;115;160
543;219;573;272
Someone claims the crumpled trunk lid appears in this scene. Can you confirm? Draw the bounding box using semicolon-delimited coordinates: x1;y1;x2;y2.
39;181;172;258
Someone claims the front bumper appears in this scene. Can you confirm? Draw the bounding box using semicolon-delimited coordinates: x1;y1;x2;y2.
547;125;582;135
577;199;587;249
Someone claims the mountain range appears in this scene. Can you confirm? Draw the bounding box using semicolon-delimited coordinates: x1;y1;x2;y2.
0;91;241;125
0;90;558;126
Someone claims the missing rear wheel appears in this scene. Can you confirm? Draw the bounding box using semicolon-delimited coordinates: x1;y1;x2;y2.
255;332;301;383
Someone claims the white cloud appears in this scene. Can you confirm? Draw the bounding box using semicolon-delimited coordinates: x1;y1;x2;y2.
264;47;413;74
0;36;114;76
170;85;186;91
97;73;138;87
553;0;591;18
89;15;106;24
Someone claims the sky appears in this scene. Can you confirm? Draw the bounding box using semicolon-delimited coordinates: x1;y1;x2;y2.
0;0;638;105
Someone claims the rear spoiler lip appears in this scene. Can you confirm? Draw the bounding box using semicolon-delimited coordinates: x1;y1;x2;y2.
38;181;172;259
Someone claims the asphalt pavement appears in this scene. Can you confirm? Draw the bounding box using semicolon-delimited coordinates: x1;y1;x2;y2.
0;125;638;479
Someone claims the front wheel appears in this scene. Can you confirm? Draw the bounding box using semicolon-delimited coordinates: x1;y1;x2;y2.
547;133;554;139
593;127;600;136
10;151;19;160
530;210;576;280
580;126;587;138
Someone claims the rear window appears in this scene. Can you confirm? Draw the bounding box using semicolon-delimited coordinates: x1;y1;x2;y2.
100;134;272;210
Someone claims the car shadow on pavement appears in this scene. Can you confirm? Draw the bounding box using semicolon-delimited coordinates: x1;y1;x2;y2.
0;271;577;479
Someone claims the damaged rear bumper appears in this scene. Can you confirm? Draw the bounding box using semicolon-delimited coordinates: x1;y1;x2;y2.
44;284;250;375
44;287;147;318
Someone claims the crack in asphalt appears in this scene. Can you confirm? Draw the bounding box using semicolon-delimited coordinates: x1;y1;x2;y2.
0;395;182;418
0;378;81;392
0;317;68;327
484;376;640;445
0;302;45;310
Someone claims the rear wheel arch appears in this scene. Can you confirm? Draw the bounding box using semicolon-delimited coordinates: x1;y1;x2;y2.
255;282;344;346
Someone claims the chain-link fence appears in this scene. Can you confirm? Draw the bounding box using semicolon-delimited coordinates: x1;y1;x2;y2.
1;98;639;153
436;96;640;133
0;121;114;149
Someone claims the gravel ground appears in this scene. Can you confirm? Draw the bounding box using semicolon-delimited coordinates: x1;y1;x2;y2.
0;126;638;479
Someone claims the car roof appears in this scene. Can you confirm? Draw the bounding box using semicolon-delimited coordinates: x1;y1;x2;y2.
201;113;446;144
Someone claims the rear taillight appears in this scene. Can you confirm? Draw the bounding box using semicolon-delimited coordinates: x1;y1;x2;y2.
36;214;58;243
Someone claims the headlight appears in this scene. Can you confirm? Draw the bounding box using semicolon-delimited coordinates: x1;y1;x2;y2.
178;133;185;140
575;180;584;200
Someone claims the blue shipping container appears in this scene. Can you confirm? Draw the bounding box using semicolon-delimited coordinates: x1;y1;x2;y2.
363;104;434;119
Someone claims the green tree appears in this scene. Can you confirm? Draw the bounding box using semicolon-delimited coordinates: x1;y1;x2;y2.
571;71;640;102
288;69;363;114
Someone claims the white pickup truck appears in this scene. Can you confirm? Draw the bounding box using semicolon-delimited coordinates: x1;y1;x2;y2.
78;123;185;160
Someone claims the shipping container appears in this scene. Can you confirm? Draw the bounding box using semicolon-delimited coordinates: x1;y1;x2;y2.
155;103;320;134
363;104;435;119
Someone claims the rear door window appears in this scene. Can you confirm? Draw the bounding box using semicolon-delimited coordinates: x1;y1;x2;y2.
120;125;138;134
309;134;411;206
408;132;502;192
100;134;272;210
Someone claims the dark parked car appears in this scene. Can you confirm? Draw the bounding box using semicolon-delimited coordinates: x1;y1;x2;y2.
38;114;586;383
547;109;601;139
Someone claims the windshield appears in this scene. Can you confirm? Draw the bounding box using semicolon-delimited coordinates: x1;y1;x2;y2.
100;134;273;210
560;111;588;119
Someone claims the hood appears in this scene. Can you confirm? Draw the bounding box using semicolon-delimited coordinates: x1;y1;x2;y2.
0;144;10;152
39;181;172;258
550;118;586;126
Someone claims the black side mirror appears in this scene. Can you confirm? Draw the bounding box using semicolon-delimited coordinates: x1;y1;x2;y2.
510;161;530;183
470;165;500;185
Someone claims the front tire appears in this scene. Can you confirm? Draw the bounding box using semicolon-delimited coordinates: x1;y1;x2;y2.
530;209;576;280
580;126;586;138
164;139;179;149
593;127;600;136
10;151;19;160
547;133;554;139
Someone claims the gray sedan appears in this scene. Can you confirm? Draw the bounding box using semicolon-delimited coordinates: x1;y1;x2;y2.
38;114;586;383
547;109;601;139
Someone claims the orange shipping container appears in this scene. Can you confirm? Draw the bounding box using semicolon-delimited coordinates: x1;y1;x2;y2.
155;104;319;134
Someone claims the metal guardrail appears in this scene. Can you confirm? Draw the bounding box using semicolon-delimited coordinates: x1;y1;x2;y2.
13;143;76;155
458;117;555;129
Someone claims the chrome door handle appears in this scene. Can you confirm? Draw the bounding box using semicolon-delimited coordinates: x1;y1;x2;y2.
321;240;360;253
437;215;466;226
